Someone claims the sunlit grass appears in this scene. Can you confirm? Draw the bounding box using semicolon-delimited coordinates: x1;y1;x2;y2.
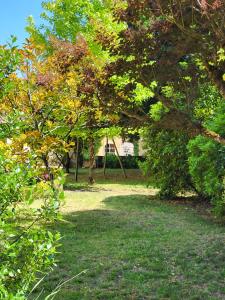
32;169;225;300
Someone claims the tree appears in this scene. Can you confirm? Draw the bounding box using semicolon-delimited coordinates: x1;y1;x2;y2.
97;0;225;145
0;41;62;299
26;0;127;183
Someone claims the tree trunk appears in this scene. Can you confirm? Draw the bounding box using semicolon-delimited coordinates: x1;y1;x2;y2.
75;138;79;182
88;135;95;184
42;154;58;201
103;136;108;178
112;138;127;179
201;128;225;146
65;152;71;174
122;103;225;146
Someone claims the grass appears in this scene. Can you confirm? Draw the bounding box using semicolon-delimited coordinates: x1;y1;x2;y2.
65;168;149;187
33;169;225;300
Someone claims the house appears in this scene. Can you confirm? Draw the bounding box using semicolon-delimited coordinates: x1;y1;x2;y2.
97;137;135;157
69;136;145;169
93;136;145;168
97;136;145;157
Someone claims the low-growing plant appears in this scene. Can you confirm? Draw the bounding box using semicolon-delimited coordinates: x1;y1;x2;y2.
0;143;62;298
106;154;140;169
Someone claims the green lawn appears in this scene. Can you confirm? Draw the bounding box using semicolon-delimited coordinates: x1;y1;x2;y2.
33;169;225;299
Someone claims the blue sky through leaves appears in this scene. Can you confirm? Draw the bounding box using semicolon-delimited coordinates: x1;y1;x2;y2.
0;0;43;45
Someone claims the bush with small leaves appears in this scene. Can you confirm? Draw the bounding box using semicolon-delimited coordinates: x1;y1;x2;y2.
141;126;192;199
188;104;225;215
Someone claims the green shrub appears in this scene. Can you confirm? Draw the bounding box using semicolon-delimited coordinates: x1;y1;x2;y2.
0;144;62;298
141;126;192;198
105;154;140;169
188;136;225;215
106;153;119;168
122;155;139;169
188;104;225;215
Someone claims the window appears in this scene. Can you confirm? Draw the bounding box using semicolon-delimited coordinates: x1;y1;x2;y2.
121;142;134;156
105;143;115;154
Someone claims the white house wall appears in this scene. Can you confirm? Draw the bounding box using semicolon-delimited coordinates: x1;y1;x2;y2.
97;137;136;157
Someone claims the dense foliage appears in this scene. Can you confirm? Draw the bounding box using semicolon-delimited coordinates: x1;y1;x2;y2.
0;0;225;297
188;104;225;215
141;127;192;199
0;145;61;298
96;0;225;144
0;42;63;299
141;86;225;213
105;153;139;169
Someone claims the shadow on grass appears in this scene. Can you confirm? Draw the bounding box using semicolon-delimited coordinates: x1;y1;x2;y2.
64;182;116;193
103;194;158;209
31;194;155;298
103;194;212;216
64;183;101;192
57;194;154;233
32;193;225;300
